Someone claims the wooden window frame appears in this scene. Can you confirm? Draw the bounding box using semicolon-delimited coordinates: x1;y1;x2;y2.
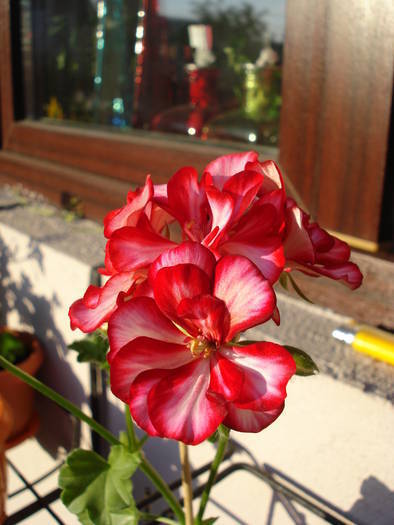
1;0;392;246
1;1;281;218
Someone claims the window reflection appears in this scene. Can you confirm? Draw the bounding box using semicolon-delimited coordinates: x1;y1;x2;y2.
20;0;286;146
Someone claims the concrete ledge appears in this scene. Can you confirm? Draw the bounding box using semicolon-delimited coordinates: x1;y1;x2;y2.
1;184;394;524
1;184;392;404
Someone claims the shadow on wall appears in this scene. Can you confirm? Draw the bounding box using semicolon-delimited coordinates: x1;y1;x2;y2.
0;234;86;456
260;463;394;525
0;233;182;500
349;476;394;525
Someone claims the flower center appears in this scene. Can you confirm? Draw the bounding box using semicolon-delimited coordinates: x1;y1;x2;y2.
188;336;215;359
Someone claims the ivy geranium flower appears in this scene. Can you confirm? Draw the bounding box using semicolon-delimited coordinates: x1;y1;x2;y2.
69;151;362;335
283;198;363;289
108;243;296;445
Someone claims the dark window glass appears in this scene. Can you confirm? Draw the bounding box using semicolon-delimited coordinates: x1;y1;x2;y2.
20;0;286;146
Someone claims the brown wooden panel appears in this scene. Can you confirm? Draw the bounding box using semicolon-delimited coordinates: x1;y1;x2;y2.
280;0;393;243
0;0;13;142
4;121;276;185
0;150;133;220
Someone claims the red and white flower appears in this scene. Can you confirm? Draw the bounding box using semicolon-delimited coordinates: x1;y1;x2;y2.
108;243;295;445
69;175;173;332
107;152;286;285
69;151;362;334
283;199;363;289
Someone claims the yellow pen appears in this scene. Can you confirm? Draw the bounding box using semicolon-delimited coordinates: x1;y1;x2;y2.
332;325;394;366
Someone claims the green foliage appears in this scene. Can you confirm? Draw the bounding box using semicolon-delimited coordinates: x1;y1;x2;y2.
68;331;109;370
287;274;314;304
231;338;318;376
207;429;219;443
0;332;30;366
193;1;268;102
284;346;319;376
59;446;140;525
278;272;288;291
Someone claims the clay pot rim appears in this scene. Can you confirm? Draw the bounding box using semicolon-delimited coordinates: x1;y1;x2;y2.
0;328;44;376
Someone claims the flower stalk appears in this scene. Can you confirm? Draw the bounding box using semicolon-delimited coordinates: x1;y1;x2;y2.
196;425;230;524
179;442;194;525
125;404;138;451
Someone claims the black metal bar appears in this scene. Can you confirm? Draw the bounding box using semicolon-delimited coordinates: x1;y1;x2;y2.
209;463;360;525
5;459;63;524
4;489;62;525
263;463;363;524
89;266;109;458
154;462;362;525
8;463;63;498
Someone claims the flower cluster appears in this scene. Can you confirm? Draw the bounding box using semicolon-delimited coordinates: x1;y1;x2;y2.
69;152;362;444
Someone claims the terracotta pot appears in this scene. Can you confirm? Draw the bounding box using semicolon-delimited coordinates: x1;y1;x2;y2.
0;329;44;442
0;396;13;525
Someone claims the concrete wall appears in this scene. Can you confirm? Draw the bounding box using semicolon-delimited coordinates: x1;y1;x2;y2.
1;191;393;524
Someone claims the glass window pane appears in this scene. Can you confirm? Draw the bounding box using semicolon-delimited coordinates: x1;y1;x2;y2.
20;0;286;147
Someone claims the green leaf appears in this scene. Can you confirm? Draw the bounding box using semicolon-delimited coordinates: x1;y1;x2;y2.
69;331;109;369
0;332;29;365
59;446;141;525
207;430;219;443
278;272;288;291
284;346;319;376
231;340;257;347
287;274;314;304
202;518;219;525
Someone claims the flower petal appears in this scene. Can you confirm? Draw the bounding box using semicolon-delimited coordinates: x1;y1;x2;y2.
108;226;176;272
167;166;209;241
272;306;280;326
148;203;174;234
204;151;259;190
222;170;263;221
221;237;284;284
307;262;363;290
147;359;227;444
315;237;350;265
177;294;230;344
229;202;280;241
99;243;117;277
203;187;234;248
149;242;215;284
129;370;165;437
153;264;212;322
308;223;335;252
220;343;296;411
214;255;276;340
107;297;185;362
246;160;284;194
209;352;244;402
284;203;315;263
224;403;284;433
104;175;153;238
69;272;137;332
110;337;192;403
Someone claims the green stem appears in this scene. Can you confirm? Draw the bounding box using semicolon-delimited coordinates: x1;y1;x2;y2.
124;405;137;451
196;425;230;524
139;457;185;525
0;355;119;446
0;356;184;524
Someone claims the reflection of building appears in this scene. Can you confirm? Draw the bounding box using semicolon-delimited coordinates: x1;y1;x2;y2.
132;0;175;128
0;0;392;252
23;0;97;120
